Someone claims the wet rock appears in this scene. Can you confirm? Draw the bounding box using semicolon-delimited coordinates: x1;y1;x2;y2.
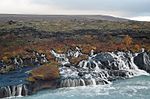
27;80;58;94
108;70;129;78
93;52;114;62
0;87;8;98
134;52;150;73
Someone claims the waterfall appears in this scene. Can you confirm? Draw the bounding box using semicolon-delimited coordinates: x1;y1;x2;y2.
12;86;16;96
0;84;28;98
91;78;96;85
103;79;112;84
50;50;70;65
23;84;28;96
80;79;85;86
127;53;149;77
71;79;75;87
58;49;150;89
17;84;23;97
107;51;149;77
60;78;90;87
7;86;12;96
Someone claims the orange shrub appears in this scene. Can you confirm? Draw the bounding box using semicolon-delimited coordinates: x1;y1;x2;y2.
132;44;141;52
122;35;133;49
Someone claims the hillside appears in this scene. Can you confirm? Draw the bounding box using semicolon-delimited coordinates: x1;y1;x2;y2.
0;14;150;60
0;14;128;22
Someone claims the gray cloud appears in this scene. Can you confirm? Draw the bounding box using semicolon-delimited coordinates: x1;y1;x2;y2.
32;0;150;17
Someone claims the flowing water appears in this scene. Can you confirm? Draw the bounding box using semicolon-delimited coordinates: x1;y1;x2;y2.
0;67;34;87
0;67;34;98
13;75;150;99
1;50;150;99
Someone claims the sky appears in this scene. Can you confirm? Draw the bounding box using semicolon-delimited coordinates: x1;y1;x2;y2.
0;0;150;21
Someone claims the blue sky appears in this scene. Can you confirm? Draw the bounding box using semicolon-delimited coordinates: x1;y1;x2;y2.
0;0;150;21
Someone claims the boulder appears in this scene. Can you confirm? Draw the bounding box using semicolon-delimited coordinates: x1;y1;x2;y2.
93;52;114;62
28;63;60;81
134;52;150;73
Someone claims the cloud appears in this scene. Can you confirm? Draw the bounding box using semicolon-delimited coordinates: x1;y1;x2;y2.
0;0;125;16
33;0;150;17
130;16;150;21
0;0;150;21
0;0;62;14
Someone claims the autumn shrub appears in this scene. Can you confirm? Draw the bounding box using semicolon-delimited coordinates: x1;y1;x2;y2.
122;35;133;49
131;44;141;52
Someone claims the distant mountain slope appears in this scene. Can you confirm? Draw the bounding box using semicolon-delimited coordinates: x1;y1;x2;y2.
0;14;129;22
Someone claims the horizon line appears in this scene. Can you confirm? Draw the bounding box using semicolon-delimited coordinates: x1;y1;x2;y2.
0;13;150;22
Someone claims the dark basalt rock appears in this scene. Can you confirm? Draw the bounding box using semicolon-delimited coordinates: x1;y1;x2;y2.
0;87;8;98
27;80;58;94
92;52;117;70
93;52;114;62
107;70;133;80
134;52;150;73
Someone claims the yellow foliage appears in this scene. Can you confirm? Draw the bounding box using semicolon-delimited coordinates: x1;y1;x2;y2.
91;46;97;50
122;35;133;47
132;44;141;52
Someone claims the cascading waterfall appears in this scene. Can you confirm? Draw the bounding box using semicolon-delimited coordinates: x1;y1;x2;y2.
91;78;96;85
60;78;105;87
12;86;16;96
0;84;28;98
57;49;150;88
50;50;70;65
80;79;86;86
7;86;11;97
105;52;149;77
17;84;23;97
0;48;150;98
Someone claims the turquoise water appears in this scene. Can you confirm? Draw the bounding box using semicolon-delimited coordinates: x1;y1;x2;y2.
16;75;150;99
0;67;34;87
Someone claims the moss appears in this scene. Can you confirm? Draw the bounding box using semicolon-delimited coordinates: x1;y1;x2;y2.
26;77;36;82
27;63;60;82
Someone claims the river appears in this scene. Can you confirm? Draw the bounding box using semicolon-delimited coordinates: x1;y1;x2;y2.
14;75;150;99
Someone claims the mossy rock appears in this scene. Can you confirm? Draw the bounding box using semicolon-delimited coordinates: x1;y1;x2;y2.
27;63;60;82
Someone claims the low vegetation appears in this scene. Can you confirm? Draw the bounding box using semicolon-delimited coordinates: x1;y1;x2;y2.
0;15;150;74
